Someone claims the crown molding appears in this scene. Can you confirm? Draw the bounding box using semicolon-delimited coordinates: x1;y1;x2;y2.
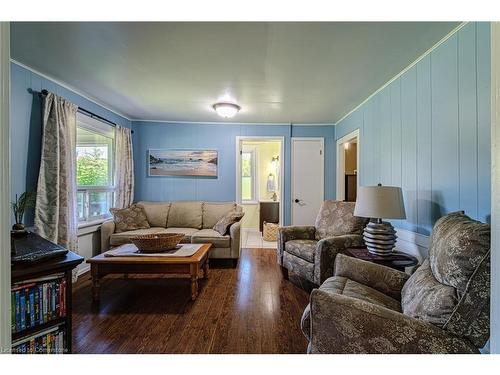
131;119;292;126
290;123;335;127
334;22;468;125
10;59;132;121
131;119;335;126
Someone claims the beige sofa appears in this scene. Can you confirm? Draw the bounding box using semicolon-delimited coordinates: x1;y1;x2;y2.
101;201;242;261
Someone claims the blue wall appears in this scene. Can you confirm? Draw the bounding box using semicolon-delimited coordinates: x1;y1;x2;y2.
10;62;132;225
335;22;491;235
132;122;336;226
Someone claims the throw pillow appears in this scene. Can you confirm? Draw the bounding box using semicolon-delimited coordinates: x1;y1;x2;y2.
213;211;244;235
110;204;151;233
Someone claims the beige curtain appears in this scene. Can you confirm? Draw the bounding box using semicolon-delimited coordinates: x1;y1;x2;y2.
114;126;134;208
34;92;78;253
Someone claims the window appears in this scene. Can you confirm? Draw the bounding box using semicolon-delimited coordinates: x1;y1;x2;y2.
76;113;115;224
241;146;257;203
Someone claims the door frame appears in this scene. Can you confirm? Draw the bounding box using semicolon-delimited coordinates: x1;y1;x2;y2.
291;137;324;225
336;129;360;201
0;22;11;352
235;136;285;228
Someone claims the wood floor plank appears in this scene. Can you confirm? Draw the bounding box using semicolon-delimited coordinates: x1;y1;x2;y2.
173;269;225;353
72;248;310;354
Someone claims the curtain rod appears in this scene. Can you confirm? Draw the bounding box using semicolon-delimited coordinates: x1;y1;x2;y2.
37;89;133;134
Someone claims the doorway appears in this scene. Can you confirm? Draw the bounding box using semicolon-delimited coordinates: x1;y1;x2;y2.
291;137;325;225
236;137;284;249
336;129;360;202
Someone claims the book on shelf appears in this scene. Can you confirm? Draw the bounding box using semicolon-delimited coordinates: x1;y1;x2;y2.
11;274;67;335
11;324;65;354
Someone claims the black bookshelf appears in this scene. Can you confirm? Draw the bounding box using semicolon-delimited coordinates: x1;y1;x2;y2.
11;251;83;354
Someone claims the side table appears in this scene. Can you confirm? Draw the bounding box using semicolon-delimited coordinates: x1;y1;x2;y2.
344;247;419;272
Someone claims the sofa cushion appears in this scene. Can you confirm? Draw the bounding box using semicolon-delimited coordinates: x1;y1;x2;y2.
167;201;203;229
164;227;199;244
213;211;244;235
401;259;459;327
314;200;367;240
110;227;168;246
285;239;317;263
136;201;170;227
321;276;401;312
202;202;237;229
191;228;231;248
110;204;150;233
428;211;490;294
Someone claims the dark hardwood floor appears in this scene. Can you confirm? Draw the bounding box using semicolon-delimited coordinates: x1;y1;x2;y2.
72;248;313;354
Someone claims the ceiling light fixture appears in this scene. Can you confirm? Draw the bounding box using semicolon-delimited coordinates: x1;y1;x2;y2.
213;102;241;118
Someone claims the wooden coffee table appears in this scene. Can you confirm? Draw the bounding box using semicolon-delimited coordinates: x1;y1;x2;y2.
87;243;212;301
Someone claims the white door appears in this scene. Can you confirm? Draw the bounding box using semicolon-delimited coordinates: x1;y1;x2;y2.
291;138;324;225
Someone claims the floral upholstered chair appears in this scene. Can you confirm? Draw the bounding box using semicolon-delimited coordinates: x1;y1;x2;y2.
277;200;368;285
301;211;490;354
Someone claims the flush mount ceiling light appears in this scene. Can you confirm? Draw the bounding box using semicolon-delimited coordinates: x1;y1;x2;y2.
213;102;241;118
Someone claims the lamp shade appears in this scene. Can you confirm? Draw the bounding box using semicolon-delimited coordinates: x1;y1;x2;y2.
354;185;406;219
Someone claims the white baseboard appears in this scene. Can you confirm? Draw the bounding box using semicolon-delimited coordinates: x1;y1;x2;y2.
394;228;429;263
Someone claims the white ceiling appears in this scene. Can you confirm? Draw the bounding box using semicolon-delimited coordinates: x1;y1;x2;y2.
11;22;460;124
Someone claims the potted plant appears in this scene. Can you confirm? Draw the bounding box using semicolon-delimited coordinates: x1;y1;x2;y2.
11;191;36;232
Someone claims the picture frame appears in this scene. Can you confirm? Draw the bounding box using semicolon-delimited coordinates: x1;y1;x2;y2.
148;149;218;177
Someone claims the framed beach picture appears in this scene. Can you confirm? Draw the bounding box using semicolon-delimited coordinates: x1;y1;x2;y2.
148;149;218;177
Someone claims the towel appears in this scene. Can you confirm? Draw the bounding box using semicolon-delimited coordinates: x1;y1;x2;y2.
103;243;203;257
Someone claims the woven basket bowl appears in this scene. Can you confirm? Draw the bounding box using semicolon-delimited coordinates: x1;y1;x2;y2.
130;233;184;253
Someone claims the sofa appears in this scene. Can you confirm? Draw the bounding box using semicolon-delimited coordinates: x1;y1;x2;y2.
301;211;490;353
277;200;368;285
101;201;242;261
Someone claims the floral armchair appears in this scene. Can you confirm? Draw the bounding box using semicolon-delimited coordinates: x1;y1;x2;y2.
277;200;368;285
301;212;490;353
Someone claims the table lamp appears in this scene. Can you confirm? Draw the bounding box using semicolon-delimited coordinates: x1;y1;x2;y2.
354;184;406;256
